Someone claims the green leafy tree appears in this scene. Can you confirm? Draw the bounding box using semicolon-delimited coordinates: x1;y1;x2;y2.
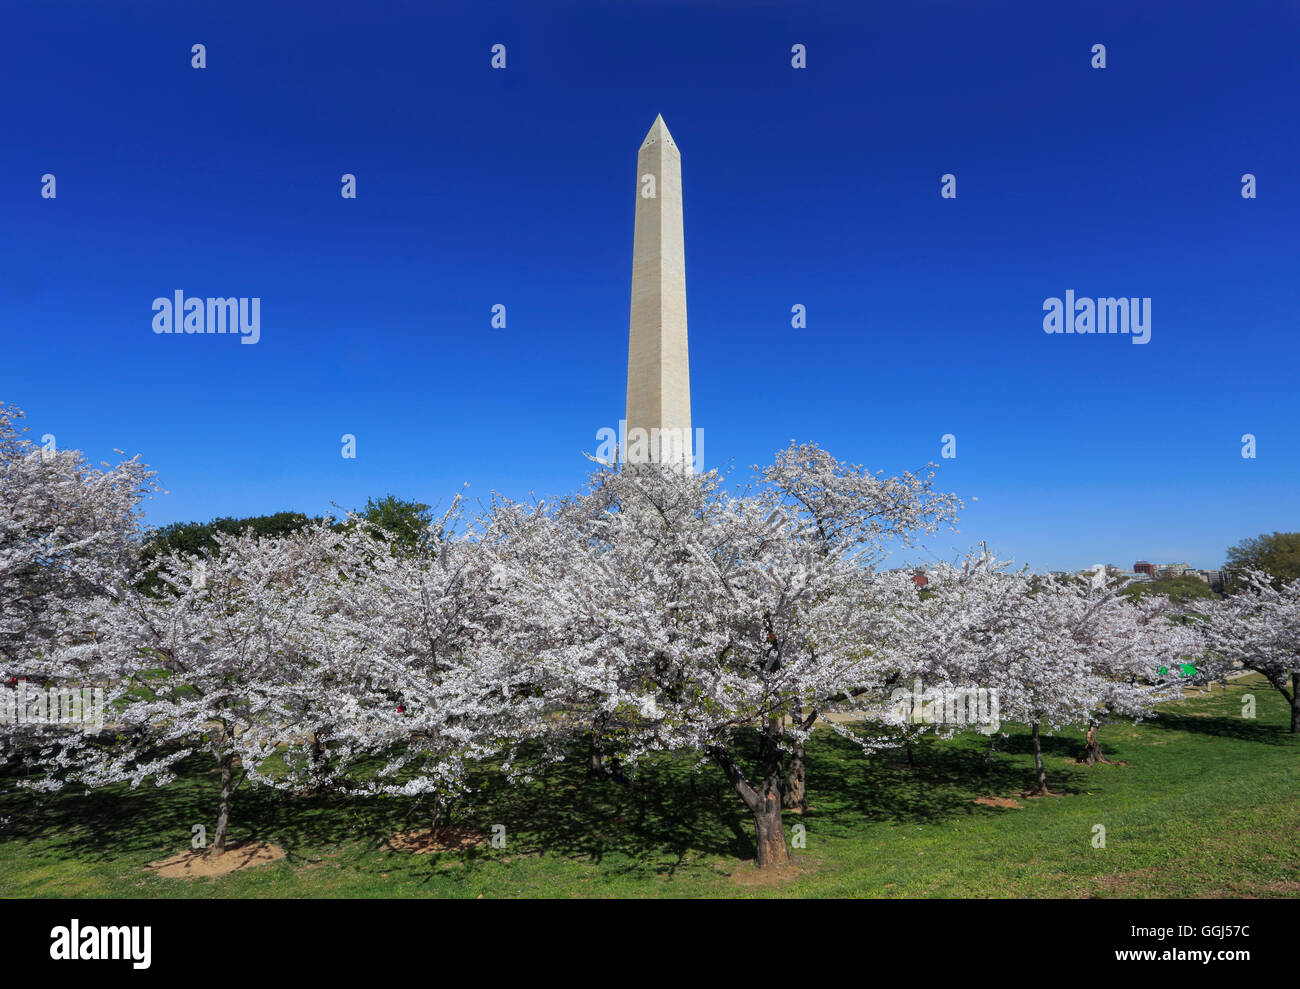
140;512;324;594
357;495;436;554
1226;532;1300;588
1121;573;1219;605
149;512;321;556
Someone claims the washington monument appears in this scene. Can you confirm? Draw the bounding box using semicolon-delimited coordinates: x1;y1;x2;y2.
625;114;693;471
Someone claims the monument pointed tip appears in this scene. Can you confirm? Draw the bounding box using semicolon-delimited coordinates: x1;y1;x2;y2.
643;114;676;147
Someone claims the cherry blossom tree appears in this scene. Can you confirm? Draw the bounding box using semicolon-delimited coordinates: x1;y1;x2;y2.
983;580;1124;793
6;399;1240;871
0;403;158;668
35;523;352;853
762;442;962;565
892;562;1196;791
880;552;1033;784
281;506;566;837
490;461;921;868
761;442;962;809
990;578;1206;791
25;484;556;854
1200;571;1300;733
0;402;159;769
1073;592;1198;765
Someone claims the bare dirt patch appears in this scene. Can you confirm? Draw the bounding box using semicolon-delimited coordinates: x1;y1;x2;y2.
388;826;487;855
1258;880;1300;895
1088;868;1161;897
728;857;815;887
146;841;285;879
972;796;1021;809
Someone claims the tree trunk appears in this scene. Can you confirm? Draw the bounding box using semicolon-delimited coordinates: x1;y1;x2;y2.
430;794;443;838
711;719;791;870
783;743;807;811
1029;722;1050;795
1292;674;1299;734
782;706;814;812
755;719;791;867
753;791;788;867
586;711;608;778
213;752;233;854
1078;718;1109;765
307;728;331;793
780;701;811;810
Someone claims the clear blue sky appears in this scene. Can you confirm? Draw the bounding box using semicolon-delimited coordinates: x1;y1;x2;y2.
3;0;1296;572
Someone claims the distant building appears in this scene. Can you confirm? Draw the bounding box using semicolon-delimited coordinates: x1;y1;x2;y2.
1116;570;1152;583
883;567;930;589
1131;559;1224;588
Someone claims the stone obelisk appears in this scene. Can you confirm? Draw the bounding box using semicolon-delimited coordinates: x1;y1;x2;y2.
625;114;692;472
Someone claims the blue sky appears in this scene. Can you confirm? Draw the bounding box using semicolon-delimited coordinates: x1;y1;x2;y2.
2;0;1296;572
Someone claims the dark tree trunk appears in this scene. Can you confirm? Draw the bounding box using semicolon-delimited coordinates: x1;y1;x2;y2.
586;711;609;778
711;718;791;869
1267;671;1300;734
783;743;807;811
782;707;814;812
1291;674;1299;734
753;791;787;867
213;752;233;854
754;719;790;867
430;794;444;838
1029;722;1050;795
308;728;331;792
1077;718;1112;765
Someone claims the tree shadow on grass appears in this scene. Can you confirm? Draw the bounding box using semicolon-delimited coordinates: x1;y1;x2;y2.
470;727;1085;871
0;746;749;884
1144;711;1295;746
996;729;1087;764
0;753;416;867
798;729;1085;840
455;745;752;878
0;726;1086;882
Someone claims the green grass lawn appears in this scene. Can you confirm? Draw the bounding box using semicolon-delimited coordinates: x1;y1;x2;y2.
2;676;1297;898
